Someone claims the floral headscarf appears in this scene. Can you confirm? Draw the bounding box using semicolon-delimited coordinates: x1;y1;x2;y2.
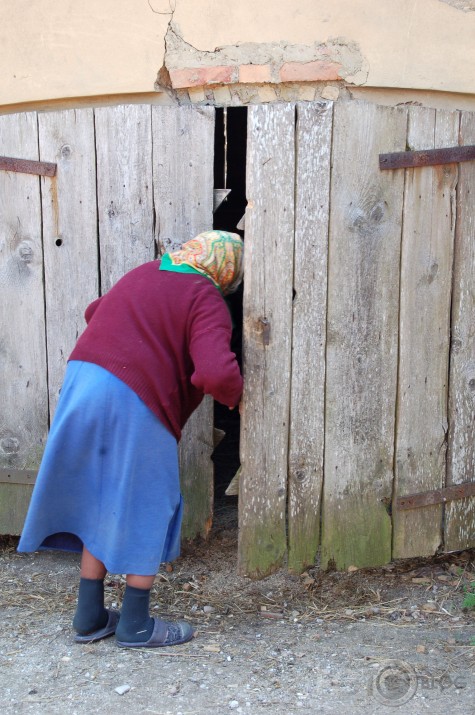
166;230;244;296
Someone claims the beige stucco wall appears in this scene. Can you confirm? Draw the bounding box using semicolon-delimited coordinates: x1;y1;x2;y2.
1;0;474;108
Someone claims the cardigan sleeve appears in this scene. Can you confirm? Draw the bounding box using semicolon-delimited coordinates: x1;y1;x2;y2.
188;291;243;408
84;296;103;324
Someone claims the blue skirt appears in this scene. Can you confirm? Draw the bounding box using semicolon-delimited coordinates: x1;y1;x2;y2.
17;361;183;575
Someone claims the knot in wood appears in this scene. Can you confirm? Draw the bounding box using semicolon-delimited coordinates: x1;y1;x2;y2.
18;242;33;263
0;437;20;454
257;317;271;346
451;337;463;353
61;144;72;159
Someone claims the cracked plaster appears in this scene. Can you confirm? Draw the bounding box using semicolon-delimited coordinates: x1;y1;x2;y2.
158;21;369;90
438;0;475;10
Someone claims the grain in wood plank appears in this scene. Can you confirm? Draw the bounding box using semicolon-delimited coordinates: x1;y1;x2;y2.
152;106;215;540
0;484;34;535
321;101;406;570
0;112;48;477
152;105;215;253
446;109;475;551
38;109;99;416
95;105;155;291
287;101;332;573
238;103;295;578
393;108;459;559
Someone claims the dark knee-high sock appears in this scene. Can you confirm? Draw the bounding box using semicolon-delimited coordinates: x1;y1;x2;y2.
115;585;154;643
72;577;108;635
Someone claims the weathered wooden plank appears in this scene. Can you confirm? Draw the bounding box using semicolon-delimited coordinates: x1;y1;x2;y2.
393;108;459;559
0;113;47;467
238;103;295;578
38;109;99;416
446;110;475;551
153;105;215;251
0;112;47;533
152;106;215;541
0;485;35;536
321;101;406;570
95;105;156;291
287;101;332;573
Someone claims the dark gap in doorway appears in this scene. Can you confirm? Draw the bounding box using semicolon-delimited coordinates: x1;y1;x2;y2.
212;107;247;528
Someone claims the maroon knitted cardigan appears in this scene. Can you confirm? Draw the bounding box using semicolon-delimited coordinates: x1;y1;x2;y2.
69;261;243;440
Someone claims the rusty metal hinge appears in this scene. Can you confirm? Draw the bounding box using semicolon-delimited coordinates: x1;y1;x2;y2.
380;145;475;171
0;155;57;177
0;468;37;485
396;481;475;511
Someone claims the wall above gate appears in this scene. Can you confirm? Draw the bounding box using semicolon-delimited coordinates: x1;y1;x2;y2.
0;0;474;109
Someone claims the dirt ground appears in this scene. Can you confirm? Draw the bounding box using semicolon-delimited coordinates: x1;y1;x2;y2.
0;504;474;715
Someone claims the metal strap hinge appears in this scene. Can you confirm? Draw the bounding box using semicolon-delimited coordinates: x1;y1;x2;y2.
0;155;57;177
396;481;475;510
379;144;475;170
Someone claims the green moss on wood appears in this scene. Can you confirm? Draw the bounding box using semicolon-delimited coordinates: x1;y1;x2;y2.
320;496;392;570
238;521;287;579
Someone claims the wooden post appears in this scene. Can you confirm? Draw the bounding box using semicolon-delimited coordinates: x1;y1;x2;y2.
238;104;295;578
38;109;99;417
321;102;406;570
446;110;475;551
152;106;215;541
393;108;459;559
0;113;48;533
287;102;332;573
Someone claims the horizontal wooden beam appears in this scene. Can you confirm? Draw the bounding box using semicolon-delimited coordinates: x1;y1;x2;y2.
0;155;57;177
379;144;475;170
396;481;475;510
0;469;37;485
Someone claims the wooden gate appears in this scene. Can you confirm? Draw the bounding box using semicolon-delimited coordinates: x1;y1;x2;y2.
239;101;475;577
1;100;474;576
0;105;215;539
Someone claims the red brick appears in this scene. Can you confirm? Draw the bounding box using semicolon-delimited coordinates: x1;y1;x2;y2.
239;64;272;84
169;66;236;89
279;60;342;83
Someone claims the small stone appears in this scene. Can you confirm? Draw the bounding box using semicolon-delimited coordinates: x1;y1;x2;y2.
203;605;215;613
416;644;426;653
165;563;174;573
347;565;358;573
203;644;221;653
421;602;438;612
114;684;131;696
182;582;192;592
321;86;340;101
229;701;239;709
168;684;180;695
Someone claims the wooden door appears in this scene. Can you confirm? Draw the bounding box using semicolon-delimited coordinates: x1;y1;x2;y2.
0;105;215;539
238;101;475;578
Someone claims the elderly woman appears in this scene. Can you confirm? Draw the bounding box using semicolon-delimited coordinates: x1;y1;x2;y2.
18;230;243;649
